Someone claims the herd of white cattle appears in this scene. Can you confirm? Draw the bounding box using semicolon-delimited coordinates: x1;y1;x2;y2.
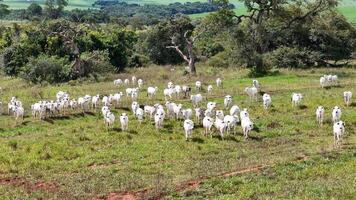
3;75;353;147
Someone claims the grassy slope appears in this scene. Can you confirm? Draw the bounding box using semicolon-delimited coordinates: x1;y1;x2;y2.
0;66;355;199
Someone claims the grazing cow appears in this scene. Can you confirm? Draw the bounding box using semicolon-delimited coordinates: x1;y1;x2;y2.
70;99;78;110
262;93;272;110
144;105;156;119
214;118;227;140
14;106;24;121
215;110;224;120
92;95;100;109
191;94;203;108
101;106;110;116
331;75;338;85
114;79;123;87
104;111;115;130
207;102;216;111
124;79;130;85
224;95;232;108
167;81;174;89
120;113;129;131
195;81;202;91
131;101;139;115
182;108;193;120
174;85;182;98
216;78;222;88
132;76;137;85
240;108;249;121
154;112;164;130
164;88;175;100
136;108;144;124
182;85;191;98
147;87;158;99
224;115;237;135
194;108;204;124
333;121;345;146
245;86;258;101
112;92;123;107
252;80;259;89
320;76;326;88
229;105;240;122
173;104;183;120
183;119;194;140
203;116;214;136
332;106;342;123
207;85;213;94
315;106;325;126
343;91;352;107
241;117;253;139
291;93;302;107
138;79;143;89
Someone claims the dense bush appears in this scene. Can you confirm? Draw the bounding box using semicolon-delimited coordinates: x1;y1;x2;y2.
22;55;71;84
264;46;321;69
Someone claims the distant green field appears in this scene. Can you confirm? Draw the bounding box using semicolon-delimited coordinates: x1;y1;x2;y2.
2;0;97;10
2;0;356;22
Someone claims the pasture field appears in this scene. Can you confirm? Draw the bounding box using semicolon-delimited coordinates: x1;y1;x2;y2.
0;66;355;199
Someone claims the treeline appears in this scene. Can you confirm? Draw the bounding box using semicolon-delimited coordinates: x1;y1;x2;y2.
0;0;355;83
2;1;234;25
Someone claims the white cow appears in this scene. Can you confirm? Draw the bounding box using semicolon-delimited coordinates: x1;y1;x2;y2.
207;85;213;94
224;95;232;108
203;116;214;136
245;86;258;101
343;91;352;107
147;87;158;99
216;78;222;88
241;117;253;139
262;93;272;110
195;81;202;91
315;106;325;126
183;119;194;140
120;113;129;131
332;106;342;123
291;93;303;107
333;121;345;146
191;94;203;108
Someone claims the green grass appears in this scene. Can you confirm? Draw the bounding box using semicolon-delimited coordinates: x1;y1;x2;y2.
0;66;355;199
338;6;356;23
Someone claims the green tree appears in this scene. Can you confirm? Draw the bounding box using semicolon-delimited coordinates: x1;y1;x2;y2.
0;0;10;19
44;0;68;19
27;3;43;18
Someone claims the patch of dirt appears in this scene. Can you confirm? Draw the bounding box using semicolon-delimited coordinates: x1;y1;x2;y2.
0;177;59;192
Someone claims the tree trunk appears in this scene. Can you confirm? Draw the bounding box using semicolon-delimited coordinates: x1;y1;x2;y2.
189;59;196;75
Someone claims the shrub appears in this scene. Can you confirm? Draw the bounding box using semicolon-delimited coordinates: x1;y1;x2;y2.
21;55;72;84
265;46;321;69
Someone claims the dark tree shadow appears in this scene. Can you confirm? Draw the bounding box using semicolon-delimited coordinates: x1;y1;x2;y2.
298;105;308;110
191;137;204;143
249;135;264;141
